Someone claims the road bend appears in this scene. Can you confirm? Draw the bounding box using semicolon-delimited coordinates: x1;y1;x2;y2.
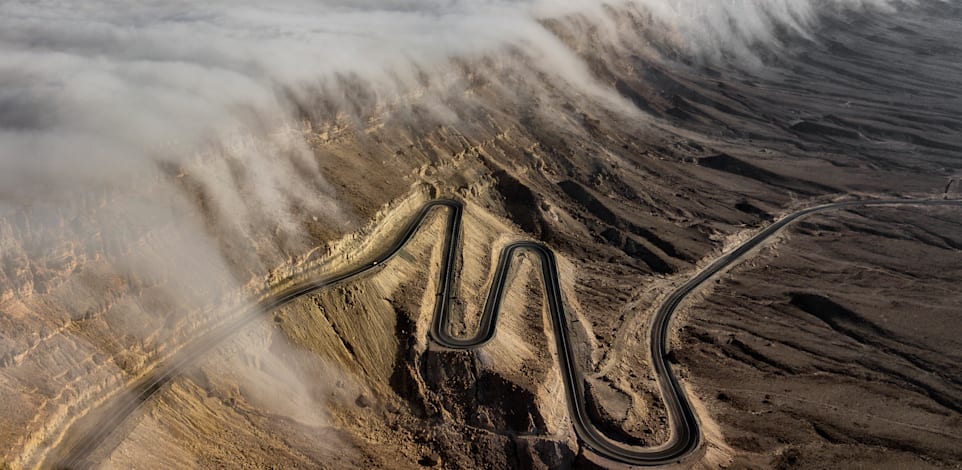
50;197;962;468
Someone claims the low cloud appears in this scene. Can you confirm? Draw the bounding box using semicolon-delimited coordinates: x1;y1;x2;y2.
0;0;906;194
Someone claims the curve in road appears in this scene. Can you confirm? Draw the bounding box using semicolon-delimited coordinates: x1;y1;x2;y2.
51;197;962;468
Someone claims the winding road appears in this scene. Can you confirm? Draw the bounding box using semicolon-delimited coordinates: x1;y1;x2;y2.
49;197;962;468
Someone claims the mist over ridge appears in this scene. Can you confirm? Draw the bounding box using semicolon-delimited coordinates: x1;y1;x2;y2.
1;0;911;188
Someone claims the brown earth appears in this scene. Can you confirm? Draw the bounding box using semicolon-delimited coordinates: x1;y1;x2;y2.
677;206;962;469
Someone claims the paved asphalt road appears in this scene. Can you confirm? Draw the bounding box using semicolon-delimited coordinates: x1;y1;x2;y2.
51;197;962;468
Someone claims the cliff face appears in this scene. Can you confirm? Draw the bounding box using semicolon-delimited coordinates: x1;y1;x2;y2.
2;1;962;467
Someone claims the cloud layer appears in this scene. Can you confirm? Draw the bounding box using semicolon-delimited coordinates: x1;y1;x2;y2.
0;0;909;194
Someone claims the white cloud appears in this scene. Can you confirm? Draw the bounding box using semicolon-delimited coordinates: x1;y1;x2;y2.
0;0;905;188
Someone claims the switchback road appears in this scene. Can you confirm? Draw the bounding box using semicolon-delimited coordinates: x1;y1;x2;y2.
50;197;962;468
